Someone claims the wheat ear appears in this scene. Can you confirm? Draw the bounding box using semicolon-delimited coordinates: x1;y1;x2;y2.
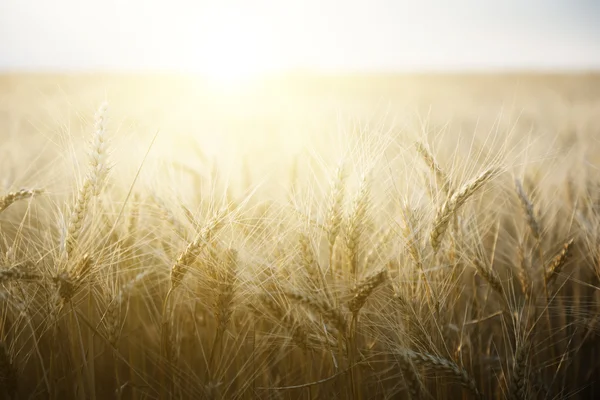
0;189;43;213
508;337;530;400
64;103;110;256
515;179;540;240
285;290;347;334
545;238;574;287
397;350;423;400
348;268;387;314
169;211;225;291
415;141;451;194
346;172;370;277
473;258;504;297
405;349;481;399
430;167;496;252
516;243;531;300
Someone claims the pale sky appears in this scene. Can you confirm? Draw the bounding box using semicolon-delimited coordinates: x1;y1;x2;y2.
1;0;599;72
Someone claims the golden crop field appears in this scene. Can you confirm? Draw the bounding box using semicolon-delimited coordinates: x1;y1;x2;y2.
0;73;600;399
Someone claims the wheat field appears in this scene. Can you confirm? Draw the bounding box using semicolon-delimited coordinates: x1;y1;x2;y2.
0;74;600;399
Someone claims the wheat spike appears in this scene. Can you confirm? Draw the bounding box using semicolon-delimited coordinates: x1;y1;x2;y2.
397;350;424;400
348;268;387;314
415;141;451;194
545;238;574;287
473;258;504;296
56;253;92;305
405;349;481;399
65;103;111;256
0;189;43;213
0;263;40;283
508;338;530;400
169;210;225;290
346;172;370;277
431;167;496;251
515;179;540;240
286;290;347;334
516;243;531;300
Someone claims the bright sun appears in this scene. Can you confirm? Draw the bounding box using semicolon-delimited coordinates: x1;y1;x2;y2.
182;6;282;89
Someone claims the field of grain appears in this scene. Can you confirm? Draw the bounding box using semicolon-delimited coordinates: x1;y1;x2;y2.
0;74;600;399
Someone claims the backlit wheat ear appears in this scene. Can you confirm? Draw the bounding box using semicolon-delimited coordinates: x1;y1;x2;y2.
515;179;540;240
508;337;531;400
169;210;226;290
104;296;121;346
89;102;110;195
516;243;531;300
285;290;347;334
405;349;481;399
473;258;504;297
55;253;92;305
64;103;111;256
346;172;370;277
415;141;451;194
0;263;40;283
0;189;43;213
117;270;151;304
397;350;424;400
430;167;496;252
348;268;387;314
545;238;574;287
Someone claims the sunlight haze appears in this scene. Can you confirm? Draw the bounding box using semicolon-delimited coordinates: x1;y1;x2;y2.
1;0;599;76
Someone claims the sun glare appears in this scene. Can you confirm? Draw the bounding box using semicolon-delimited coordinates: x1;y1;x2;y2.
179;6;282;89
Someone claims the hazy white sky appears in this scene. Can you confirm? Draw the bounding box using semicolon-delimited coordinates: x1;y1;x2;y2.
1;0;599;72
